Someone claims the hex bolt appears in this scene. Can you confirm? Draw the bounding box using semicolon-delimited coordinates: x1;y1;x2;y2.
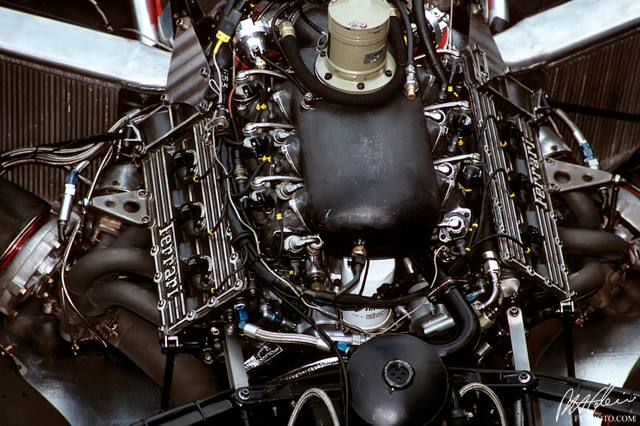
519;372;531;384
509;307;520;317
239;388;250;400
177;18;188;31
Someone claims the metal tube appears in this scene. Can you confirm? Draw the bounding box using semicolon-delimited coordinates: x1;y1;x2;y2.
243;323;331;352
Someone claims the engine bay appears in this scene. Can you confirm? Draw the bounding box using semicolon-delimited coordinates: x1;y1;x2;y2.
2;0;640;425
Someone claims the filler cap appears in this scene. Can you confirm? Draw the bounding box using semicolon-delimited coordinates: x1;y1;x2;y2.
347;334;449;425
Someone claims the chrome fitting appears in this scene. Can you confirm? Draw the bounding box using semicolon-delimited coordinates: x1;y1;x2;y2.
404;65;418;100
278;21;296;38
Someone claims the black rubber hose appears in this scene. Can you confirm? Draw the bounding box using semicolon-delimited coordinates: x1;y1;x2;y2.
231;147;249;196
280;16;407;106
66;247;155;298
78;280;160;325
297;2;324;35
558;228;628;261
222;0;237;18
109;309;222;406
568;257;605;299
412;0;448;101
558;191;601;230
390;0;414;67
306;285;429;308
429;286;480;357
342;262;364;293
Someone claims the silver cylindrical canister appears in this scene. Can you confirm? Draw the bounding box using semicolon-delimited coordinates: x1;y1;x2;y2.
328;0;389;76
315;0;395;93
341;258;394;331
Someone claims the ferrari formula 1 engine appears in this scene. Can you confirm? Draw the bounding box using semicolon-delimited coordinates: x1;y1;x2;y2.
1;0;640;425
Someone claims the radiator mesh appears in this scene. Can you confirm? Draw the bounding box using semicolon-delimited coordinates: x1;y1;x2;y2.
0;54;119;201
545;31;640;169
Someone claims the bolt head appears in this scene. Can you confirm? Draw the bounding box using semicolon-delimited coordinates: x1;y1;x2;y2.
385;69;393;77
177;18;188;30
518;372;531;384
324;72;332;80
357;82;365;90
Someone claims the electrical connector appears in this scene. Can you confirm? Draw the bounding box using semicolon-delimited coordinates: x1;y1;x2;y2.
214;9;243;54
57;167;80;242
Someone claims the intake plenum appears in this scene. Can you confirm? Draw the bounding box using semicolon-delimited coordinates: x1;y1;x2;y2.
292;90;441;256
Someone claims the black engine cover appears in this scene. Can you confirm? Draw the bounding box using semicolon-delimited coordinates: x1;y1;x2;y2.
293;93;441;256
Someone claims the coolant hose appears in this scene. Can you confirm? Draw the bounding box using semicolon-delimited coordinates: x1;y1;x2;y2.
109;309;221;406
77;280;160;325
412;0;448;101
429;286;479;357
280;16;407;106
568;257;605;299
390;0;414;68
558;228;628;261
